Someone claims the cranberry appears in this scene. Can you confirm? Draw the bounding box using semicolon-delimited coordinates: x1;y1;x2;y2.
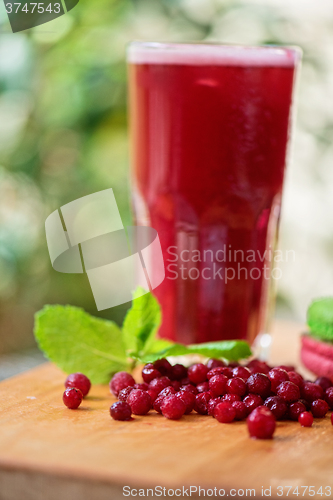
149;376;171;394
222;393;241;403
331;413;333;426
232;366;251;381
65;373;91;397
325;387;333;409
127;389;151;415
170;364;188;381
175;391;196;414
196;382;210;393
118;386;134;402
147;389;159;403
207;367;233;380
289;401;307;421
226;377;247;397
228;362;239;368
180;384;198;395
268;369;289;392
287;371;304;389
63;387;83;409
214;402;236;423
153;387;176;413
315;377;332;392
161;395;186;420
299;411;313;427
171;380;181;392
207;397;222;416
277;381;300;403
209;374;228;397
247;360;270;375
311;399;329;418
110;401;132;421
142;364;161;383
232;401;248;420
188;363;209;384
206;358;225;370
243;394;264;412
247;406;276;439
110;372;135;396
299;398;311;411
194;392;211;415
264;396;288;420
153;358;172;376
276;365;295;372
134;383;148;391
180;377;191;386
247;373;271;398
301;382;324;403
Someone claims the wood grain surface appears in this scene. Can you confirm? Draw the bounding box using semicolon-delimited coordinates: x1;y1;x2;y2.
0;320;332;500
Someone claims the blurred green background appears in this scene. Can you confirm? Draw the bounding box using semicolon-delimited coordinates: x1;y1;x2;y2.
0;0;333;355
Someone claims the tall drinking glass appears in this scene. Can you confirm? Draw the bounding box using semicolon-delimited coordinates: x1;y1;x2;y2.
127;42;301;346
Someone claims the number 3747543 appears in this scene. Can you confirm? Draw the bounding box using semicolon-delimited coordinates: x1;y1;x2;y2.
5;3;61;14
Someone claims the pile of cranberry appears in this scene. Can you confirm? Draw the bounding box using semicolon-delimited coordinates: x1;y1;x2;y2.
62;358;333;439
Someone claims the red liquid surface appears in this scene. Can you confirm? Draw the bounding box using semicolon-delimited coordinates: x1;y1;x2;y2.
129;55;297;344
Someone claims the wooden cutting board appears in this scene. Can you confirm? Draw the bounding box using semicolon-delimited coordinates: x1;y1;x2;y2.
0;321;332;500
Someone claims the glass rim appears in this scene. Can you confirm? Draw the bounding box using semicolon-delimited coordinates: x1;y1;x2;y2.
127;41;302;67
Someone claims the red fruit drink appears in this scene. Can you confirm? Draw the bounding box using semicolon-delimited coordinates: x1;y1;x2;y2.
127;42;300;345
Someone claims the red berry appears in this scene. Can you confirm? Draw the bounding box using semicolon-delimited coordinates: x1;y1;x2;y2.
118;386;134;402
331;413;333;426
134;383;149;391
264;396;287;420
311;399;329;418
147;389;159;403
214;402;236;423
299;411;313;427
142;364;161;383
247;373;271;398
232;366;251;381
268;368;289;392
325;387;333;409
232;401;248;420
127;389;152;415
149;376;171;394
289;401;307;421
180;384;198;395
171;380;181;391
301;382;324;403
315;377;332;392
196;382;210;393
63;387;83;409
110;372;135;396
161;395;186;420
207;397;222;416
170;364;188;381
287;371;304;389
65;373;91;397
206;358;226;369
247;360;270;375
153;358;172;376
247;406;276;439
175;391;196;414
153;387;176;413
277;381;300;403
243;394;264;412
276;365;295;372
110;401;132;421
207;367;230;379
209;374;228;397
194;392;211;415
188;363;209;384
222;393;241;403
226;377;247;397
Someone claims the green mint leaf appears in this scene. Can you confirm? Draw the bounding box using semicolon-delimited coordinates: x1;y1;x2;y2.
307;297;333;342
139;340;251;363
34;305;129;384
122;287;161;356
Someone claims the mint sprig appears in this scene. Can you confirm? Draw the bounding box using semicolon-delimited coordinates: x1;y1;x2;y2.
34;288;252;383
